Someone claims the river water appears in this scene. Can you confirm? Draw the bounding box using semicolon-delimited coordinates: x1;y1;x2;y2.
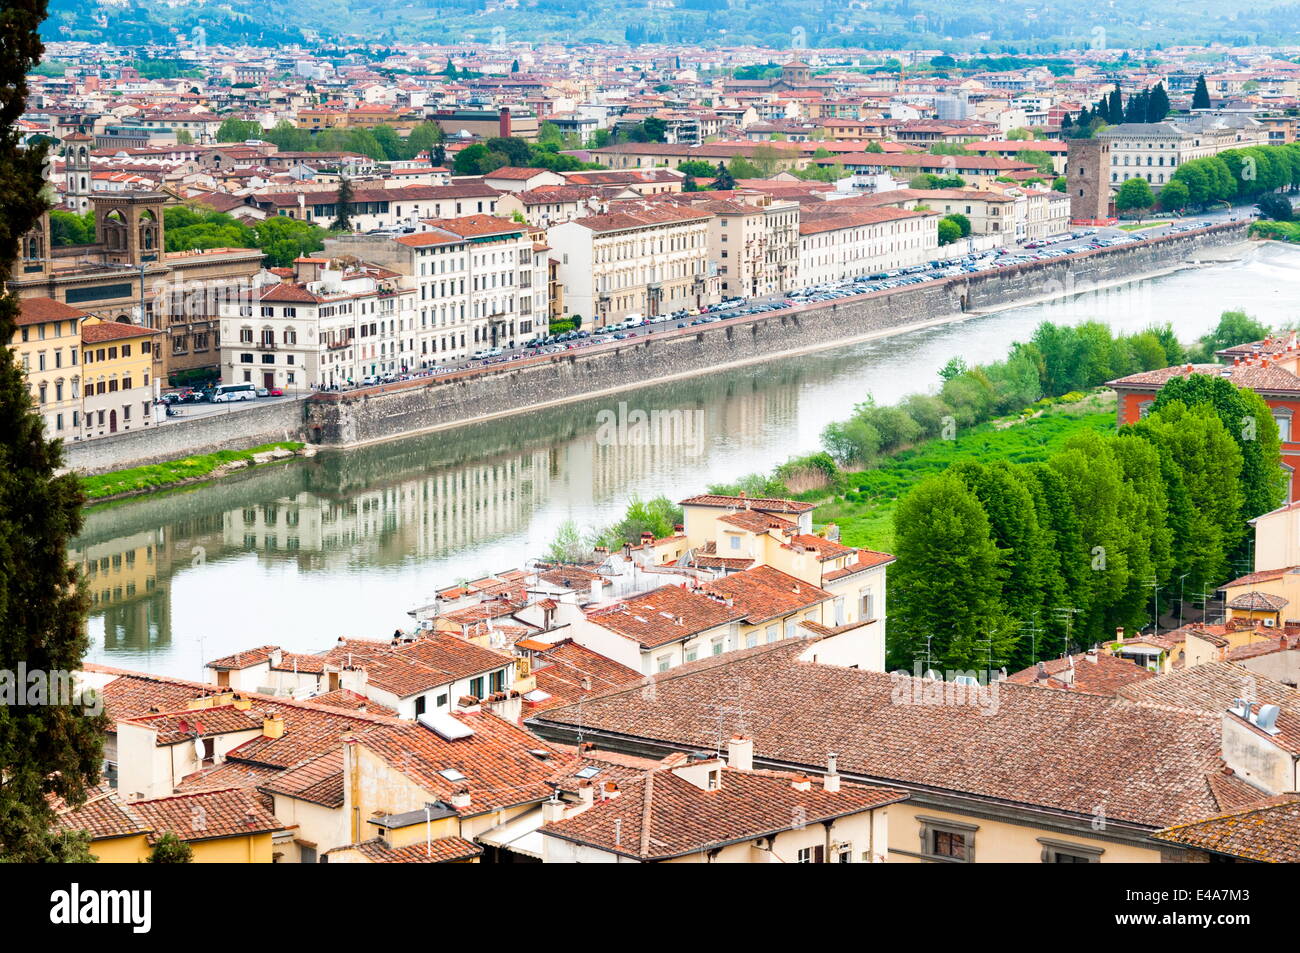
75;242;1300;680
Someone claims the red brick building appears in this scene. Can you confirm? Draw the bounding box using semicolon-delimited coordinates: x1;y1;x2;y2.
1108;335;1300;505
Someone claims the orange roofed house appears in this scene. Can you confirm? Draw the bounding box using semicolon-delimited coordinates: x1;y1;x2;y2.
1108;336;1300;503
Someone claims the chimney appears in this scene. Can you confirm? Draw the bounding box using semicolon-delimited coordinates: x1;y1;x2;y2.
262;713;285;739
450;787;471;810
727;734;753;771
1115;626;1125;642
499;106;511;139
541;796;565;823
232;693;252;711
824;752;841;793
578;781;595;809
791;776;812;792
601;780;620;800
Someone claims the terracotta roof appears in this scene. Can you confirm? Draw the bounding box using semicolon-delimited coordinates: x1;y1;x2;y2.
1108;364;1300;396
17;296;84;327
129;787;284;844
524;640;641;712
587;585;745;649
1153;796;1300;862
528;640;1246;830
703;565;831;625
542;765;906;861
52;786;150;841
1227;591;1289;611
347;836;482;863
81;321;160;344
259;748;346;808
1004;652;1156;696
1117;660;1300;715
309;688;395;716
679;494;815;514
207;645;278;671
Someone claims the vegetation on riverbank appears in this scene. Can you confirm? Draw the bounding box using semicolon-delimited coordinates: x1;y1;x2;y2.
80;441;305;502
815;396;1116;553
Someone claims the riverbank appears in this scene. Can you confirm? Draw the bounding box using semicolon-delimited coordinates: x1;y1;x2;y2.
81;441;311;505
813;394;1117;552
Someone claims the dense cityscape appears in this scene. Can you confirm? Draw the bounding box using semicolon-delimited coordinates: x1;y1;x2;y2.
2;0;1300;912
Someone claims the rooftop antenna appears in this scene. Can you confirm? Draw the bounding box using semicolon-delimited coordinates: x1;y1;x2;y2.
1053;607;1082;656
1019;617;1042;665
1146;577;1162;639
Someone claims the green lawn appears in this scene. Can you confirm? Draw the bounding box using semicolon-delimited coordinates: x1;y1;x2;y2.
1118;221;1165;232
80;441;304;501
814;397;1116;552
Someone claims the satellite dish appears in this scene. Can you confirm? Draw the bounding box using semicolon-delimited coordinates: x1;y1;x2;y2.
193;737;205;760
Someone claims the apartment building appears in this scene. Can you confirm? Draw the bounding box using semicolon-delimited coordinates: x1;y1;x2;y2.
548;203;716;327
797;206;939;286
220;258;416;389
251;182;502;231
396;215;549;359
10;297;84;439
1100;116;1269;188
80;317;162;439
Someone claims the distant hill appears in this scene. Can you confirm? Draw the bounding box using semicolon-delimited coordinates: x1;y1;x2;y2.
39;0;1300;51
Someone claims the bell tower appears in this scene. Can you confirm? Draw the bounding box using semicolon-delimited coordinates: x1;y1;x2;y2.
93;191;166;266
63;131;94;215
19;210;52;278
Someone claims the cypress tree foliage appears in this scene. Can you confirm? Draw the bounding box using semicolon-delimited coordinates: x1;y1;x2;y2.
330;176;355;232
711;162;736;190
1193;74;1211;110
0;0;107;862
1147;82;1171;122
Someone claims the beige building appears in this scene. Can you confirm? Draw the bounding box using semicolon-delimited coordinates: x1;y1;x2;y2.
1100;116;1269;188
10;297;85;440
547;202;716;327
797;206;940;286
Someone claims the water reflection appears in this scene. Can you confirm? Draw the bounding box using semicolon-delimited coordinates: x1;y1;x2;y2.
76;243;1300;676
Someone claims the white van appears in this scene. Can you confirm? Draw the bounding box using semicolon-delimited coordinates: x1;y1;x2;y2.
212;383;257;403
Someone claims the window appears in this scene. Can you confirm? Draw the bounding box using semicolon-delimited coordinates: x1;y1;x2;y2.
1038;838;1103;863
414;695;426;717
469;676;484;699
656;655;672;673
684;646;699;663
1276;413;1292;443
918;816;977;862
797;846;826;863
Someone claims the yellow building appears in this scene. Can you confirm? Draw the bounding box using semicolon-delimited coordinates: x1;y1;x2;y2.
54;785;283;863
80;316;162;438
10;296;86;439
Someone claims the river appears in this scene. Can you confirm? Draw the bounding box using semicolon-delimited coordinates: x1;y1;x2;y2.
75;241;1300;680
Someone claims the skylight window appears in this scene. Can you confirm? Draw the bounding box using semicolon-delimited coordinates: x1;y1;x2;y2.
439;767;467;782
575;765;601;779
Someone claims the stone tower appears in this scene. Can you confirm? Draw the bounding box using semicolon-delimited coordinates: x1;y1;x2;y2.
63;131;94;215
1067;138;1113;224
93;192;166;267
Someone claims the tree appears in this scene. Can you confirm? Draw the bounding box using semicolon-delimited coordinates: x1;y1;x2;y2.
1116;177;1155;219
1159;179;1189;213
1147;82;1171;122
511;59;520;73
711;162;736;190
945;212;971;237
147;832;194;863
546;520;589;563
1015;149;1055;176
937;217;962;245
889;473;1010;671
0;0;107;863
1151;373;1285;524
1258;193;1294;221
1192;74;1211;110
330;176;355;232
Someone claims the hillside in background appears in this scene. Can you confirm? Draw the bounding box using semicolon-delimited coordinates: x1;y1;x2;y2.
40;0;1300;51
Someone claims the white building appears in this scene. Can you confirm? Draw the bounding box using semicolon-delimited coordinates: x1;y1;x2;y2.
797;207;939;286
548;202;716;327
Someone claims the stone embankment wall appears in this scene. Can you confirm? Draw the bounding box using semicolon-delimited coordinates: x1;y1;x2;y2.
305;222;1251;449
66;222;1251;470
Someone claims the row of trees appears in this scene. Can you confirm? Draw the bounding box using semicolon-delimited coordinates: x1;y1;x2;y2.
1062;81;1171;139
217;117;447;165
821;319;1192;470
546;496;684;562
451;134;604;176
890;373;1283;673
1170;142;1300;208
51;201;336;267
